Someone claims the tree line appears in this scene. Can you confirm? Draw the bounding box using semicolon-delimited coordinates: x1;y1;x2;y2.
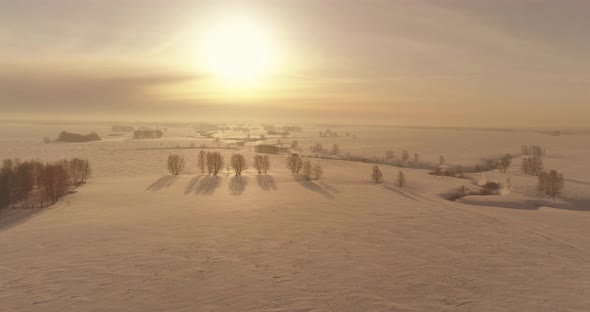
0;158;91;209
286;153;323;181
167;152;271;176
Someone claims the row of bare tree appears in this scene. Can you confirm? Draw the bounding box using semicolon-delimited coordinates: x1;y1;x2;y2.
522;144;545;157
167;152;273;176
0;158;91;209
522;156;544;176
385;150;419;163
538;170;564;199
286;153;323;181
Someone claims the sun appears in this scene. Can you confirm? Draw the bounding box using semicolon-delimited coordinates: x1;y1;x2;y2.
199;17;276;84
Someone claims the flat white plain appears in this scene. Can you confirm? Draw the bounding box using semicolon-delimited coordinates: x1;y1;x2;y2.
1;123;589;312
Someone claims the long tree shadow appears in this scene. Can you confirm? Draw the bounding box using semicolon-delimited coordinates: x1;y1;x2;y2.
184;175;202;194
229;176;248;196
293;175;335;199
319;181;339;193
195;175;222;195
256;174;277;191
382;184;420;202
146;175;178;192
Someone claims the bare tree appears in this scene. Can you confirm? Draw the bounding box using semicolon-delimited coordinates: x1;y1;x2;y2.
312;163;323;180
1;158;91;209
332;144;340;155
40;162;70;205
497;154;512;173
80;159;91;183
67;158;91;185
263;155;271;174
414;152;419;163
372;165;383;183
522;156;543;176
209;152;224;175
439;155;445;166
311;143;325;153
197;150;206;174
287;153;303;174
385;150;396;160
302;160;313;181
167;154;185;175
231;154;247;176
396;171;407;188
291;140;299;150
538;170;564;199
253;154;264;174
402;150;410;162
213;137;221;147
206;152;214;175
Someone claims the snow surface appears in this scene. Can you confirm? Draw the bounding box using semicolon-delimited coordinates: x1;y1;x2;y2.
1;123;589;311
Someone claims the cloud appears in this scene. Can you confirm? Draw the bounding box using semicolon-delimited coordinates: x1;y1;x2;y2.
0;69;204;114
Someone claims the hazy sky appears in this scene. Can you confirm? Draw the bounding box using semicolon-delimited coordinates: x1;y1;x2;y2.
1;0;589;127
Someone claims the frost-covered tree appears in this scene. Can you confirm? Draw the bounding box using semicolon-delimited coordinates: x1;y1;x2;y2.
372;165;383;183
522;156;544;176
396;171;407;188
209;152;224;175
538;170;564;199
402;150;410;162
332;144;340;155
312;163;323;180
167;154;185;175
497;154;512;173
253;154;264;174
287;153;303;174
231;154;247;176
197;150;206;174
263;155;271;174
206;152;214;174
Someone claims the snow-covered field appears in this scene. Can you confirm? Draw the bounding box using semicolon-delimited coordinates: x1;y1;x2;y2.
1;122;589;311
